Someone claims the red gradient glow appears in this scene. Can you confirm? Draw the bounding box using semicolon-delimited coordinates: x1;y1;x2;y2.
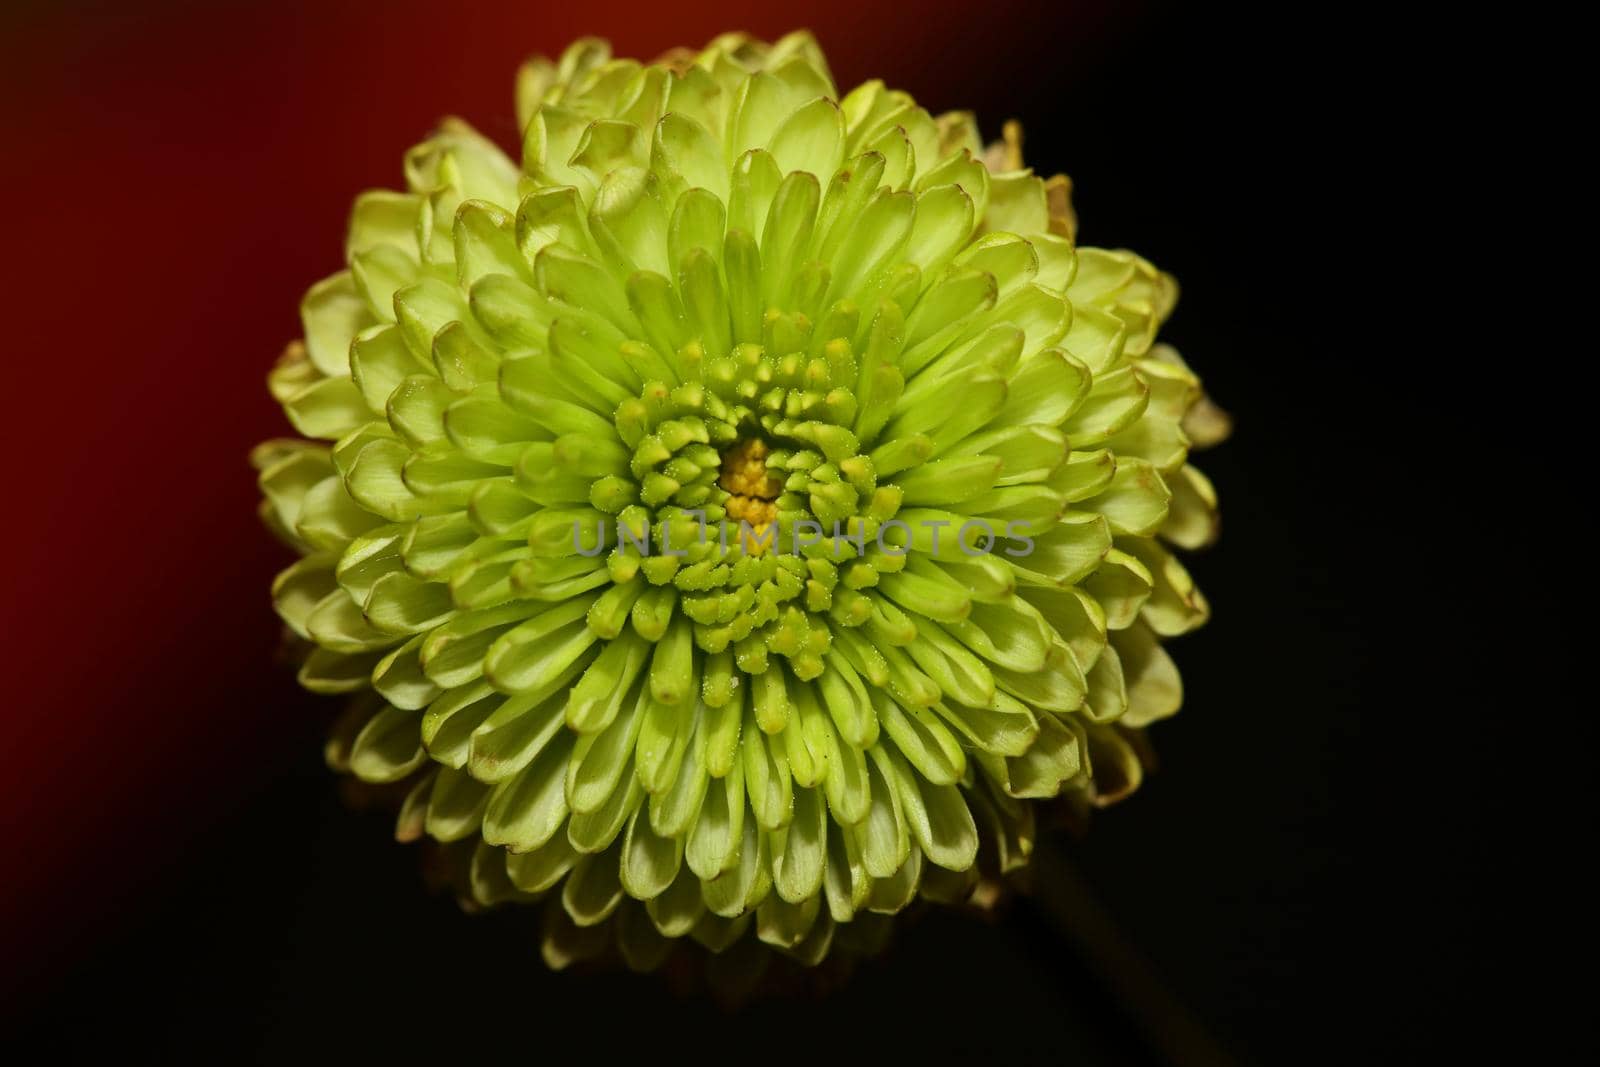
0;0;1133;977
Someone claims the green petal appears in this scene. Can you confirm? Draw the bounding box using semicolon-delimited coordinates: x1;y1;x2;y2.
686;756;745;878
470;689;569;783
454;200;524;288
1082;549;1154;631
1160;464;1220;550
351;243;419;322
346;190;423;261
306;588;398;654
561;841;626;925
1086;458;1172;537
300;271;371;376
272;555;338;638
997;713;1083;798
653;112;728;200
567;681;647;815
284;377;370;440
702;814;769;918
372;635;442;710
743;705;794;830
1122;537;1210;635
1113;623;1183;727
424;765;492;842
507;830;580;893
364;571;455;635
482;731;573;851
646;864;708;937
620;806;683;900
984;170;1049;234
349;703;426;783
878;699;964;785
933;689;1039;758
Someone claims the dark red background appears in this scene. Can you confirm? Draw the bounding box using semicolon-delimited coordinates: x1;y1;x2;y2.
0;0;1127;950
1;3;1489;1062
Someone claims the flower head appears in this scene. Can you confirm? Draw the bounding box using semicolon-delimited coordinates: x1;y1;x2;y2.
255;30;1227;970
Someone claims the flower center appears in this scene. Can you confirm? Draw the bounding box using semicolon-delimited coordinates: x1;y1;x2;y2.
719;437;781;552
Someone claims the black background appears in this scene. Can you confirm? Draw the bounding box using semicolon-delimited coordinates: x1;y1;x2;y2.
5;3;1489;1063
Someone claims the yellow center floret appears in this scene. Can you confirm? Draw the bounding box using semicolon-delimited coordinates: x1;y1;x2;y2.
718;438;782;554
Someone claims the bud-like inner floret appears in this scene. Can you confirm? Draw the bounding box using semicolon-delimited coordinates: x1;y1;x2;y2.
719;438;781;552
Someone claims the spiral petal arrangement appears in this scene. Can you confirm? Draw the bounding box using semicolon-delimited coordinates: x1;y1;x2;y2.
255;31;1227;970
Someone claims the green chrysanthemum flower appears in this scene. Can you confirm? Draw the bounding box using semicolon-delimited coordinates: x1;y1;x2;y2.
255;31;1228;971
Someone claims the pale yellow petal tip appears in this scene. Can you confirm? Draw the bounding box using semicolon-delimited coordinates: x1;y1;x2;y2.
1087;726;1149;807
651;46;699;75
557;37;613;80
936;110;983;157
1184;394;1235;449
267;340;317;403
515;56;559;130
249;430;315;473
1045;173;1078;241
983;119;1027;172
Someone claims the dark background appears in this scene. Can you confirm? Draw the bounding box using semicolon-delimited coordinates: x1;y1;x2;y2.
0;1;1487;1063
